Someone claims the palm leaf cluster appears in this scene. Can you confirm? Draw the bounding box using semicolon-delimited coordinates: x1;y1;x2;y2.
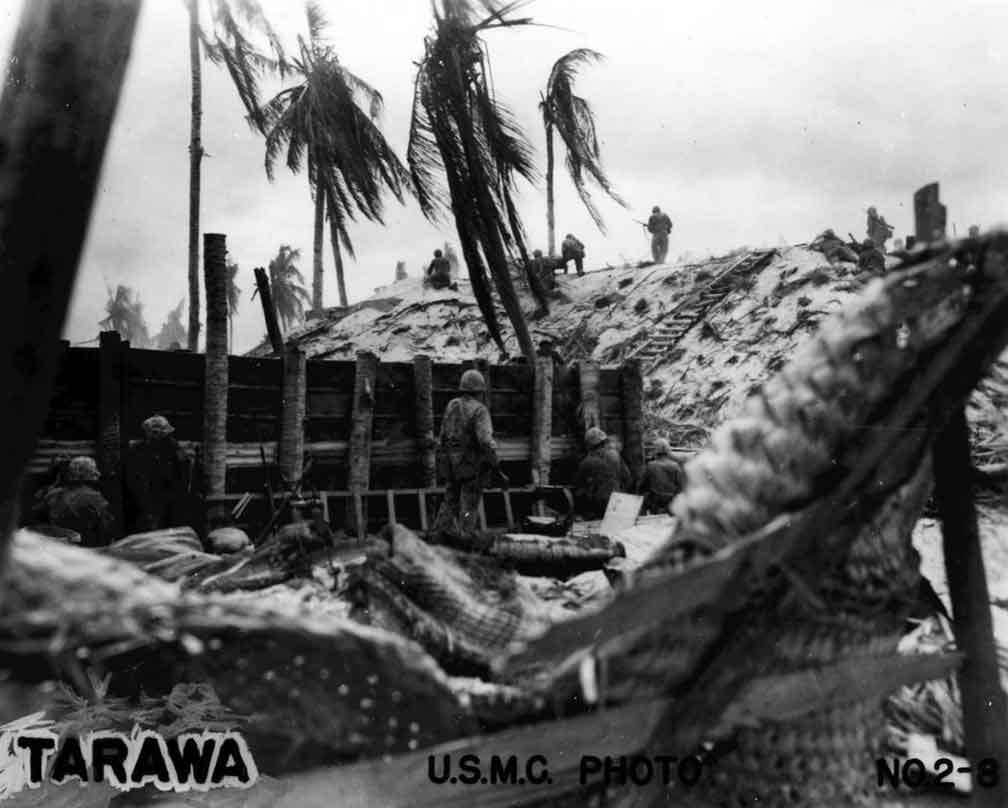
257;2;411;308
408;0;542;361
542;48;625;241
100;285;151;347
268;245;311;330
198;0;287;131
155;299;188;350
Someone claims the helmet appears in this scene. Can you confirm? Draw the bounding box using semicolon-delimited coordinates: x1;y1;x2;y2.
867;206;877;215
65;456;100;484
459;369;486;393
533;249;542;257
434;249;443;258
585;427;607;449
822;228;836;239
862;238;874;248
142;415;174;439
652;206;660;214
653;438;671;456
565;233;574;239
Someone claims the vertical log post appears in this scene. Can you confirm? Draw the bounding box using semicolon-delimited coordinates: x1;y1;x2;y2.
414;354;437;488
253;267;284;355
577;360;602;440
922;183;1008;806
620;358;645;488
98;330;125;531
531;356;553;487
278;342;306;486
914;182;947;244
347;351;378;539
202;233;228;503
0;0;142;576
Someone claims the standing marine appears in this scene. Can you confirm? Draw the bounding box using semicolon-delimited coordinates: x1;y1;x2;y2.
646;206;674;264
432;370;509;541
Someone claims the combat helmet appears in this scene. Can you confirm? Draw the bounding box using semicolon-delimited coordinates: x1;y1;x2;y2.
459;369;487;393
65;456;100;484
585;427;608;449
653;438;671;456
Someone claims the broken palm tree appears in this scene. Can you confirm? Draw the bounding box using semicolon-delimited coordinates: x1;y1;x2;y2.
408;0;544;363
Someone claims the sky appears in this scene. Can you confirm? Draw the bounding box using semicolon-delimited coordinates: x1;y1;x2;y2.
3;0;1008;353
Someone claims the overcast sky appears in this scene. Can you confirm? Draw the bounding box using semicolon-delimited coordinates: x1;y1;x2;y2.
4;0;1008;353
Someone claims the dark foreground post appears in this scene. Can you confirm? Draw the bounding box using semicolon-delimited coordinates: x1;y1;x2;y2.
203;233;229;502
0;0;143;580
98;330;126;531
620;358;645;486
921;183;1008;805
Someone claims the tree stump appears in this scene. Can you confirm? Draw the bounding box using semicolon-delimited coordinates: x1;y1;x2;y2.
347;351;378;538
278;343;306;486
414;355;436;488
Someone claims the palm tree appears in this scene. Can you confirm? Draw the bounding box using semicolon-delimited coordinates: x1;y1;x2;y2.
408;0;541;363
155;299;188;349
257;2;410;311
267;245;311;331
100;285;151;347
226;258;241;353
541;48;625;257
186;0;284;352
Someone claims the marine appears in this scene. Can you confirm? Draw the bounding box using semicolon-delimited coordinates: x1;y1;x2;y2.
432;370;509;541
636;438;685;515
573;427;632;520
124;415;193;533
31;456;114;547
646;206;674;264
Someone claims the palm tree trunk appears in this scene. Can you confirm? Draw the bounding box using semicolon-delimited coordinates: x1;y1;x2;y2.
312;189;324;312
187;0;203;352
203;233;229;499
546;121;556;258
327;195;349;308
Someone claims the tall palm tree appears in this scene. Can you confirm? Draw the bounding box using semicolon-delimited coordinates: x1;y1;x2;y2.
186;0;284;352
100;285;151;347
155;299;188;349
267;245;311;331
257;2;410;311
408;0;541;363
541;48;625;257
226;258;241;353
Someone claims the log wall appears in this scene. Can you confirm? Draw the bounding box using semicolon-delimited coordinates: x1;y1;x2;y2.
25;340;636;515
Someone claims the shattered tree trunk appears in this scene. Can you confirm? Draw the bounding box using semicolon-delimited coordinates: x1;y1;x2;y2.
414;355;437;488
0;0;141;582
577;360;601;438
329;202;349;309
914;183;947;244
347;351;378;538
278;343;307;486
532;357;553;486
203;233;228;498
254;267;284;355
620;358;644;486
546;123;556;258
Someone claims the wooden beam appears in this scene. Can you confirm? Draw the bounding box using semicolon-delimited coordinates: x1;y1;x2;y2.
202;233;228;498
577;360;601;440
413;354;436;488
934;411;1008;805
0;0;142;579
620;358;645;487
98;331;125;532
531;357;553;487
253;267;284;355
278;343;306;485
347;351;378;539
